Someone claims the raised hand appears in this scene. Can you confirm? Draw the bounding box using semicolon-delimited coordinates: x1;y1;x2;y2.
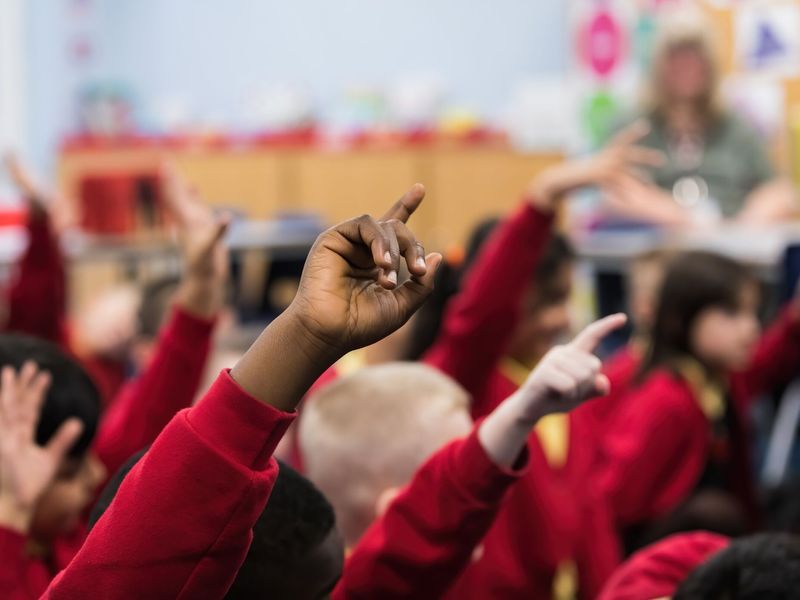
478;314;627;468
3;152;78;229
0;363;83;533
514;313;627;420
161;163;230;318
528;120;664;212
289;184;442;353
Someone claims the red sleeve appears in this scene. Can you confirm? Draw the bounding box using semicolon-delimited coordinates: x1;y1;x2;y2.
595;376;707;527
597;531;729;600
43;370;295;599
92;307;215;477
423;202;553;413
4;211;66;345
0;527;30;598
334;427;526;600
731;304;800;405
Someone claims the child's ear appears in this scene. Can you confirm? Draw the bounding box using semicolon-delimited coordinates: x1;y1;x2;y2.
374;487;401;518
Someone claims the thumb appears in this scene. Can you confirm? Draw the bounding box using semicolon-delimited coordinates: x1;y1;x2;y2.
393;252;443;319
45;418;84;461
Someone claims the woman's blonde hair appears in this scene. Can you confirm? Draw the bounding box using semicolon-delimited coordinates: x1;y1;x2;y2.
641;7;725;120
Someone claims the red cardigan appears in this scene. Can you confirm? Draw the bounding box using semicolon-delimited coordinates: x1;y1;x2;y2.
42;370;295;599
424;202;621;599
335;426;526;599
0;307;215;599
596;305;800;528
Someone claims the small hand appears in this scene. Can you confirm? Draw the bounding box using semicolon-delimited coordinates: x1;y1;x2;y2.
289;183;442;355
0;363;83;532
514;313;627;422
161;163;230;317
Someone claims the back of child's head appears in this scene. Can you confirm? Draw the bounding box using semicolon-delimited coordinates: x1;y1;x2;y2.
298;362;472;546
674;533;800;599
0;333;99;457
642;251;755;375
91;451;343;599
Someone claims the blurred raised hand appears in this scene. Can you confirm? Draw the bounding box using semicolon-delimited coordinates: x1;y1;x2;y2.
0;362;82;533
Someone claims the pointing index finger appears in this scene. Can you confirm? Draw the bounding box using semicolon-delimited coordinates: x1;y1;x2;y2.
570;313;628;353
380;183;426;224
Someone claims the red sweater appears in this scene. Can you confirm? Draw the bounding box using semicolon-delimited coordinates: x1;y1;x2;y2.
4;211;66;345
93;307;215;477
598;531;729;600
589;344;642;428
42;370;295;598
596;306;800;528
0;307;215;599
335;426;526;599
424;202;620;599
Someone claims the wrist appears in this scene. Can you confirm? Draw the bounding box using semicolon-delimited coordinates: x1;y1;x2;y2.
176;276;224;319
281;303;345;368
0;497;33;534
478;392;540;469
527;162;593;212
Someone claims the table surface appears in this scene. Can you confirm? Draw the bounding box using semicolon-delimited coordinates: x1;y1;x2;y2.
572;223;800;272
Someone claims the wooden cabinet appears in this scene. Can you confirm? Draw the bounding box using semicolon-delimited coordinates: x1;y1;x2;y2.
58;143;562;250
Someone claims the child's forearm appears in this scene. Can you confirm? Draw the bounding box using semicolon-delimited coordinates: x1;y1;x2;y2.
230;306;342;413
477;391;540;469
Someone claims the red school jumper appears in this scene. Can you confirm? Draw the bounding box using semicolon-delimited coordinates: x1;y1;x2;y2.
595;304;800;530
45;386;522;599
41;370;295;599
424;201;621;599
335;425;527;599
0;307;215;599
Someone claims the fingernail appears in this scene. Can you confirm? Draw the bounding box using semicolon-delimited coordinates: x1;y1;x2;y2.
416;257;426;269
387;270;397;285
383;251;392;265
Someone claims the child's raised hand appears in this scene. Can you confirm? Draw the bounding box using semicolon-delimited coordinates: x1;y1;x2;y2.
289;184;442;354
478;313;627;469
0;362;82;533
515;313;628;421
161;163;230;318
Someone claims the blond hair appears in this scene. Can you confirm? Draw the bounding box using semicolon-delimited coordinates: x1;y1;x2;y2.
298;362;472;546
642;7;724;120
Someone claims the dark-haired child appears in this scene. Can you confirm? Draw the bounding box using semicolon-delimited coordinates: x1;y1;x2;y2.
421;122;662;597
596;251;800;551
90;450;345;600
0;166;229;599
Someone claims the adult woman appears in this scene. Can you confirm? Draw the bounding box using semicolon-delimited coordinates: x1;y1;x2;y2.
606;9;796;226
